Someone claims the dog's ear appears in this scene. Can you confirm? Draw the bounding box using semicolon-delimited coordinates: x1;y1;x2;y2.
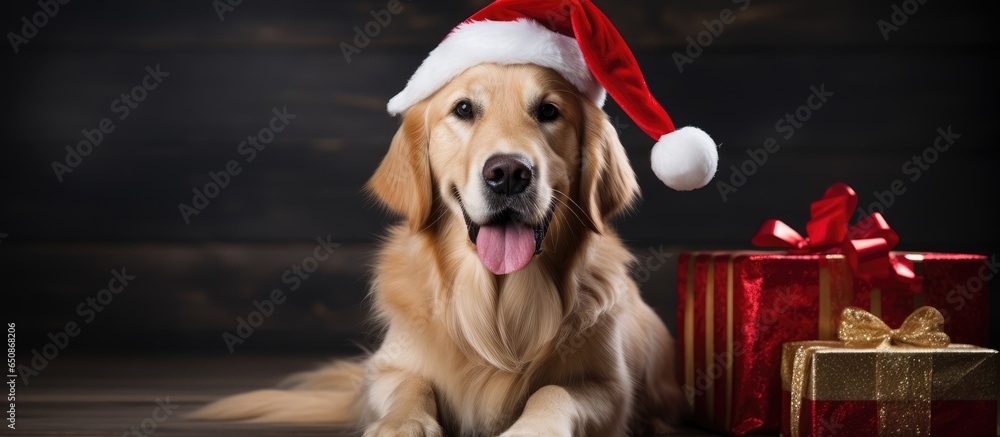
578;103;640;234
366;102;433;231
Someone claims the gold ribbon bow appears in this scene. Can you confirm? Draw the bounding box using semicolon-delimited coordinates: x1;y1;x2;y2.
838;306;951;348
787;306;952;437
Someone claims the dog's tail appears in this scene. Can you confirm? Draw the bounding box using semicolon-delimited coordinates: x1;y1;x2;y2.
188;359;367;424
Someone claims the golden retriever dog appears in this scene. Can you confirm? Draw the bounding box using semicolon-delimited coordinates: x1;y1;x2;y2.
193;62;684;436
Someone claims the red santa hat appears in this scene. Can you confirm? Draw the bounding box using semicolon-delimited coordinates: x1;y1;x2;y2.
387;0;718;191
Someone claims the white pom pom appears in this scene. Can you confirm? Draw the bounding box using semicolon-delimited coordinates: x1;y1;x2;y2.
650;126;719;191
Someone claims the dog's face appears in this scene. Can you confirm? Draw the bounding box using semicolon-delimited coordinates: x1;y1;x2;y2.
427;64;582;275
369;63;638;275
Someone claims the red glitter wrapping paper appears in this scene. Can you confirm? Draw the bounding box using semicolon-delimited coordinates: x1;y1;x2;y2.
783;398;996;437
676;252;989;436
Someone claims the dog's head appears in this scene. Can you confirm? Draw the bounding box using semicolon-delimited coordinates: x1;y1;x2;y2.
368;63;638;275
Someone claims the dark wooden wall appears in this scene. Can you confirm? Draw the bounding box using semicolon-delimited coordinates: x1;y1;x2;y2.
2;1;997;358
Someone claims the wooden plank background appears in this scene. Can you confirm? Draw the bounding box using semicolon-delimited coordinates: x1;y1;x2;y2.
1;0;997;366
14;355;720;436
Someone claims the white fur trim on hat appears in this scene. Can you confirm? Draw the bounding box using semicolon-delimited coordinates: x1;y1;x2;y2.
650;126;719;191
387;19;606;115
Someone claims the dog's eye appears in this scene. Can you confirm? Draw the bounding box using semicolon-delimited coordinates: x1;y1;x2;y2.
453;100;474;120
537;103;559;122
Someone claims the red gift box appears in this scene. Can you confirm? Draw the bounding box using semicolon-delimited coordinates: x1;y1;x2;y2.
676;184;990;436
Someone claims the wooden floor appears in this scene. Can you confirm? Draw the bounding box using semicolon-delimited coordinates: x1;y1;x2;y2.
14;355;719;436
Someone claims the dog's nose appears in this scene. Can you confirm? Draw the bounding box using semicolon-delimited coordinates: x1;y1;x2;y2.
483;154;532;195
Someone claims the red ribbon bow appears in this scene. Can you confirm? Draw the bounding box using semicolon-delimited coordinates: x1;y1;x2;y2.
752;183;914;280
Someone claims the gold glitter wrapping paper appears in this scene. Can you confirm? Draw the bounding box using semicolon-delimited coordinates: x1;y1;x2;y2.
781;307;999;437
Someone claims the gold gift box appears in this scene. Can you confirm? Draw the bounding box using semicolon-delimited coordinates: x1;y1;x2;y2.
781;342;998;436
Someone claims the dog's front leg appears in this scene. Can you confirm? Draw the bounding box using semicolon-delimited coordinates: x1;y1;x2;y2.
363;368;443;437
498;380;628;437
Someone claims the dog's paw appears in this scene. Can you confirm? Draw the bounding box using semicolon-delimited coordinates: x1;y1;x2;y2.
363;414;443;437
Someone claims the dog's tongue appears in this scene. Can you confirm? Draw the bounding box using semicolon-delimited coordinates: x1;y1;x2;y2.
476;222;536;275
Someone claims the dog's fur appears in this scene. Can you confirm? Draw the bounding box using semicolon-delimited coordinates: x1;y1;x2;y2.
192;64;683;436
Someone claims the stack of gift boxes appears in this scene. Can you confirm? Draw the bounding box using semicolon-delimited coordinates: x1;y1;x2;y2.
677;183;996;436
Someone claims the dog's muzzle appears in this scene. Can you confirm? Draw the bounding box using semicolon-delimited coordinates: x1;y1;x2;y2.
458;153;554;275
463;206;554;276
